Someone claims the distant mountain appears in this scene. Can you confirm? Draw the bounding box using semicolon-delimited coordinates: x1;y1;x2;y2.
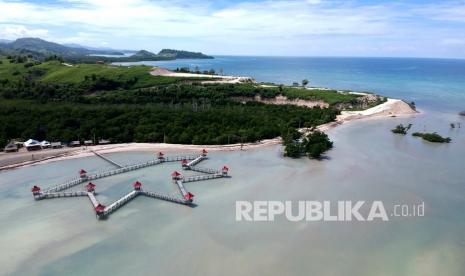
0;37;213;63
158;49;213;59
64;43;126;55
0;39;11;44
131;50;158;58
5;37;91;56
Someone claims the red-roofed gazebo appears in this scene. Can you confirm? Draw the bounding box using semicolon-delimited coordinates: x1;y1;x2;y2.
171;171;181;180
95;204;106;214
184;192;194;202
201;149;208;156
222;165;229;175
133;181;142;190
79;169;87;178
181;159;188;167
31;185;41;195
85;182;96;192
157;152;165;159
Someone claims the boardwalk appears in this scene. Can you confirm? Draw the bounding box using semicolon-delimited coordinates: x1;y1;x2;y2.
183;174;224;183
91;150;124;168
31;151;230;220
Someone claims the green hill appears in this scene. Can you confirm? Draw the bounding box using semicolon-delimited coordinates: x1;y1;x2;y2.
158;49;213;59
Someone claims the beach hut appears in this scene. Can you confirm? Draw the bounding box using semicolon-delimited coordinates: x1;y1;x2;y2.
171;171;181;180
222;165;229;176
133;181;142;191
4;143;18;153
51;142;63;149
85;182;96;192
69;141;81;147
24;139;42;151
41;140;51;149
98;139;111;145
31;185;41;195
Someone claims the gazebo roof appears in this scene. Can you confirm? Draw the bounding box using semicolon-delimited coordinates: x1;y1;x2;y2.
181;159;188;164
86;182;96;189
222;166;229;171
184;192;194;201
133;181;142;188
79;169;87;174
202;149;208;154
31;185;41;192
171;171;181;177
95;204;106;213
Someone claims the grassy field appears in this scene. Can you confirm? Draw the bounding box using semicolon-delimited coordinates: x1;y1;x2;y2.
37;62;180;87
0;58;181;88
0;57;34;81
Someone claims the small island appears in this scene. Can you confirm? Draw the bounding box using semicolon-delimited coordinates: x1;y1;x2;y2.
412;132;451;143
391;124;412;135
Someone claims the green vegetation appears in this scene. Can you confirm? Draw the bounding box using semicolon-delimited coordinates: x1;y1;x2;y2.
0;100;336;148
284;131;333;159
281;87;361;106
391;124;412;135
158;49;213;59
412;132;451;143
0;56;340;149
0;38;213;63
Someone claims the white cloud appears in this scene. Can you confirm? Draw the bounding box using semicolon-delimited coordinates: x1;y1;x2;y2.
0;24;49;39
0;0;464;57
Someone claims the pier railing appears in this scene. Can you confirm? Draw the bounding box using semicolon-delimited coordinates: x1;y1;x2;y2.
43;155;203;194
183;174;223;183
104;190;139;216
189;166;219;174
39;191;88;199
141;190;188;205
186;156;206;167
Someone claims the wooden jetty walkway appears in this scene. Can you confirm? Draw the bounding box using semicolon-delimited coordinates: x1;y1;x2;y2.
31;150;229;220
43;154;201;193
91;150;124;168
182;173;224;183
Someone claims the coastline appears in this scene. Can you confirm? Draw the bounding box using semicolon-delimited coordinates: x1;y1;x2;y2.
0;98;417;171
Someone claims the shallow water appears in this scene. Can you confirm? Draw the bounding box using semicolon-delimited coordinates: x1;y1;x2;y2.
2;57;465;275
0;111;464;275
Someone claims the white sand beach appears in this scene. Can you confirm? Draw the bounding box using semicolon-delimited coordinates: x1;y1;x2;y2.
150;67;253;83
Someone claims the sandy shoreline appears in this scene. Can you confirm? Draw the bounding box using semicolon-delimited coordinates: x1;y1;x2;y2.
150;67;253;84
0;98;416;171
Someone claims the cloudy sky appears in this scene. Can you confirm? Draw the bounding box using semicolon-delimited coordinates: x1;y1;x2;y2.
1;0;465;58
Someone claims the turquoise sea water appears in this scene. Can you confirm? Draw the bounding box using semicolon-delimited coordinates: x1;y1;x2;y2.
1;57;465;275
120;56;465;112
